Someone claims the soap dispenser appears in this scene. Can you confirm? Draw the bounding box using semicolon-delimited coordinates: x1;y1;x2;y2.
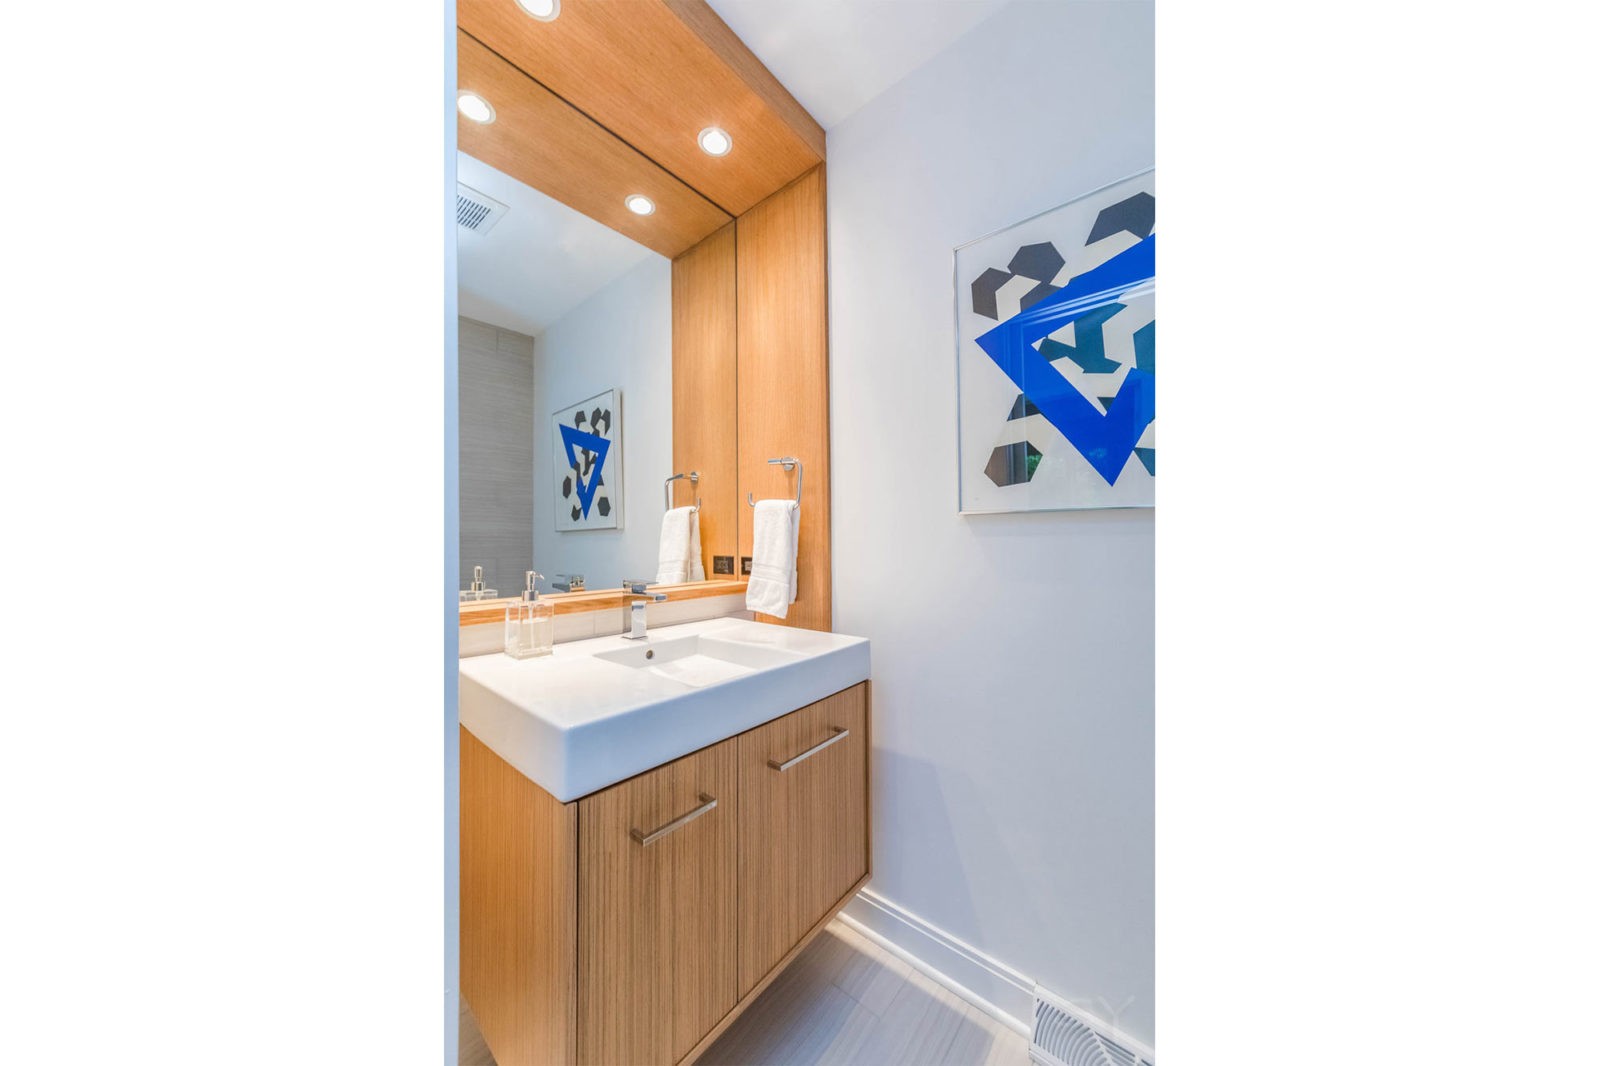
461;564;497;602
504;570;554;659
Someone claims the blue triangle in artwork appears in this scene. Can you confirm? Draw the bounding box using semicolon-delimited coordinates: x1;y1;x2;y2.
559;423;611;519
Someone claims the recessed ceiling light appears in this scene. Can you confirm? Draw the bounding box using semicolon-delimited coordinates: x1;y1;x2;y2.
456;91;495;124
697;127;733;157
625;194;656;216
515;0;560;19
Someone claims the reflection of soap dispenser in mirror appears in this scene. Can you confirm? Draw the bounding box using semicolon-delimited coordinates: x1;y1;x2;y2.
505;571;554;659
461;565;497;602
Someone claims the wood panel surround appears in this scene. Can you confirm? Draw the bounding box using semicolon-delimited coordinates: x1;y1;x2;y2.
671;224;740;576
735;167;832;632
456;29;730;258
461;682;870;1066
457;0;825;216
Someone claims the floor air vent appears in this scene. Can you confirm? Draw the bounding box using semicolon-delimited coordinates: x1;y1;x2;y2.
456;183;508;233
1030;988;1154;1066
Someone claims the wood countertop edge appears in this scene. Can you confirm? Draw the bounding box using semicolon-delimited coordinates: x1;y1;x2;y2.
459;580;749;627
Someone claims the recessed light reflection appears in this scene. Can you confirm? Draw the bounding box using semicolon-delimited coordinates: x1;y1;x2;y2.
515;0;560;20
457;91;495;124
625;195;656;216
697;127;733;157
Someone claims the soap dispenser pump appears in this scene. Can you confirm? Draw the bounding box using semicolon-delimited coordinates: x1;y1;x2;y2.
504;570;554;659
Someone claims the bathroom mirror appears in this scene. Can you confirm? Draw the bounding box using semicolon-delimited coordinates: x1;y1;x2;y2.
458;150;690;600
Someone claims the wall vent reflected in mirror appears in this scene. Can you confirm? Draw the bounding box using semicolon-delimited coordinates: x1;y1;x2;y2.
456;182;509;234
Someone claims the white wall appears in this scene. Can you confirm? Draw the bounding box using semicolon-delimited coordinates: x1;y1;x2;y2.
533;255;673;589
828;0;1155;1047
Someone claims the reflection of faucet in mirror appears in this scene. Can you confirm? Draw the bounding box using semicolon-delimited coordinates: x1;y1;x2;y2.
552;574;585;593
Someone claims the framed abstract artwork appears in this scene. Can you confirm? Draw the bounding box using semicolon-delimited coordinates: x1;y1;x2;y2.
955;168;1155;513
552;388;622;531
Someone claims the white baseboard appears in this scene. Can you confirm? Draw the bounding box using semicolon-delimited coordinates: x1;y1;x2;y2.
838;888;1034;1038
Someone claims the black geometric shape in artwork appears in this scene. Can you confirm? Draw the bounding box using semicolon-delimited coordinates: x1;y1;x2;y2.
1086;192;1155;244
1133;320;1155;374
970;268;1013;320
1039;302;1125;374
1019;281;1060;311
1134;447;1155;476
1006;394;1040;421
984;441;1042;487
581;451;595;476
1007;242;1065;283
1097;396;1115;412
562;475;572;499
571;505;581;522
574;411;587;429
591;408;604;434
596;408;612;435
597;497;611;518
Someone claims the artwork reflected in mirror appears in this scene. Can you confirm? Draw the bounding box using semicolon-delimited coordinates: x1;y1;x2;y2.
457;151;682;600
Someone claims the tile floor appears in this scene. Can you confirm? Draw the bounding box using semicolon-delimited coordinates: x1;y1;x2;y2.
459;918;1030;1065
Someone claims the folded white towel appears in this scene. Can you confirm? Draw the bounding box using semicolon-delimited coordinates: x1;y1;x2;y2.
655;506;698;585
745;499;799;618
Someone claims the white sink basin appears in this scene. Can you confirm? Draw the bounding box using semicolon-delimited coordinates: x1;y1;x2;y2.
591;633;803;687
459;617;871;802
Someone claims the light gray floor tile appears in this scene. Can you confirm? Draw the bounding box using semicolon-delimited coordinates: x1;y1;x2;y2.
458;918;1031;1065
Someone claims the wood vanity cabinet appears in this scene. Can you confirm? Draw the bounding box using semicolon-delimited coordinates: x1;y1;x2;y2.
460;681;870;1066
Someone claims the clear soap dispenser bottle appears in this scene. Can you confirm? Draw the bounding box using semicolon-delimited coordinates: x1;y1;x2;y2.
505;570;554;659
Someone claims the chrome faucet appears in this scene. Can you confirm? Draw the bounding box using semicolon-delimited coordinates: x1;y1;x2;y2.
622;592;667;640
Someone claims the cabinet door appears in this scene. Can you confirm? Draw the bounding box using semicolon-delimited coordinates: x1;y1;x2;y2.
736;683;869;996
577;737;737;1066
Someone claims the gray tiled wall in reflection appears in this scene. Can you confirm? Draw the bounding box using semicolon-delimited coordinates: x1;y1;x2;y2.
459;317;533;599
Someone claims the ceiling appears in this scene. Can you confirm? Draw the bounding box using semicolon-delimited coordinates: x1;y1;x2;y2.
456;151;657;338
705;0;1011;130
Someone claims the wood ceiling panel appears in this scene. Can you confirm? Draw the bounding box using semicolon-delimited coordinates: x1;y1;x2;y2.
457;0;825;216
457;29;731;259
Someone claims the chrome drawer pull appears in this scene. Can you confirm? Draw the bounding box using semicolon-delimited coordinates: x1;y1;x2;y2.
768;727;849;772
630;793;718;846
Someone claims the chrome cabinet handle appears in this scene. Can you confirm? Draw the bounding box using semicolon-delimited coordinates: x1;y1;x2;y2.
768;727;849;772
630;793;718;846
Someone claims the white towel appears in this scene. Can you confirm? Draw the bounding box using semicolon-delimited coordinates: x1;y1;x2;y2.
745;499;799;618
688;509;705;582
655;506;700;585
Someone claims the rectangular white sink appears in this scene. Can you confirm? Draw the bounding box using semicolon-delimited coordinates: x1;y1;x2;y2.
590;633;803;687
459;617;870;802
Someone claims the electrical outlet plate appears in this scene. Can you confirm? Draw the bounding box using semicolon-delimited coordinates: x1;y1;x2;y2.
713;555;734;575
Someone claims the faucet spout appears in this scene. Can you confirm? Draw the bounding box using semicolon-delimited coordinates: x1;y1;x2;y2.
621;592;668;640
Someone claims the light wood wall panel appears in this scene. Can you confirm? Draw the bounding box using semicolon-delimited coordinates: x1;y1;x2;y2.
672;224;739;578
460;727;577;1066
456;29;730;259
458;0;824;216
736;166;831;631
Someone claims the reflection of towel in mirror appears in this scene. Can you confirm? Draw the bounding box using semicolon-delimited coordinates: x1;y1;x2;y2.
655;506;702;585
745;499;798;618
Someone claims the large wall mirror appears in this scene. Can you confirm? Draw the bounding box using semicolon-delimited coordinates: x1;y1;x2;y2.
457;151;703;600
454;7;828;630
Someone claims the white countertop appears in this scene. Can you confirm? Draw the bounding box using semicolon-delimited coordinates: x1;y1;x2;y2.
458;617;871;802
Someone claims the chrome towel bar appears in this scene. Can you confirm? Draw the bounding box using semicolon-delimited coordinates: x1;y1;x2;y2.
664;471;700;512
746;456;802;508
